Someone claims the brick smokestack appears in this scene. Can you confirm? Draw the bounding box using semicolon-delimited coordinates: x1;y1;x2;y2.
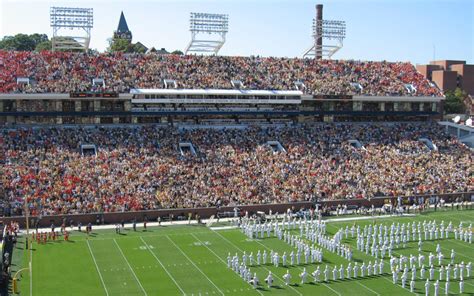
316;4;323;60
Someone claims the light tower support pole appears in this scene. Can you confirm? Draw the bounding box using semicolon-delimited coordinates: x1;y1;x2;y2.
303;4;346;59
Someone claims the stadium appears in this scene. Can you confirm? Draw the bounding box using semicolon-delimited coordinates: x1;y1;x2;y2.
0;1;473;295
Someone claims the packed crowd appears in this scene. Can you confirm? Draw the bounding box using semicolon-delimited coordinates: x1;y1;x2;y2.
0;51;441;96
0;122;471;216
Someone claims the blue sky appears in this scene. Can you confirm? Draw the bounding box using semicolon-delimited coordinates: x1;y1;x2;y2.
0;0;472;64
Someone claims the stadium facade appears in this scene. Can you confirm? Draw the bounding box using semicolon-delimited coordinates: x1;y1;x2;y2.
0;89;444;125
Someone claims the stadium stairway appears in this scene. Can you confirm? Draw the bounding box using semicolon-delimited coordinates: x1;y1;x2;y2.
179;142;197;156
266;141;286;153
419;138;438;151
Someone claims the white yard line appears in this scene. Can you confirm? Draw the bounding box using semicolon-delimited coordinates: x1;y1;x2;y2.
113;239;148;296
211;229;304;296
448;239;473;249
191;233;264;296
464;281;474;288
139;237;186;295
86;240;109;296
354;281;380;295
321;282;342;296
166;235;225;296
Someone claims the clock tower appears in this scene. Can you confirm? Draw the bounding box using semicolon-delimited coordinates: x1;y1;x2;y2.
114;11;132;42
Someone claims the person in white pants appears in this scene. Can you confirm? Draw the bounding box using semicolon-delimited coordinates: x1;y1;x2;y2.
265;271;273;288
434;280;440;296
339;264;344;280
300;268;308;284
283;270;291;286
251;273;259;289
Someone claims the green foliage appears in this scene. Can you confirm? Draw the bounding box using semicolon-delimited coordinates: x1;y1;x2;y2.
108;38;149;53
171;50;184;55
35;40;52;51
108;38;132;52
0;34;86;52
444;87;467;114
0;33;48;51
29;33;49;46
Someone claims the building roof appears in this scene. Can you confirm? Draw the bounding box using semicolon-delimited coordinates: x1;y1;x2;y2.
147;47;170;55
135;42;148;52
117;11;130;33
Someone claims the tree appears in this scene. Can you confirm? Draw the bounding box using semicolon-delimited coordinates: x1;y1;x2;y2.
171;50;184;55
0;36;16;50
30;34;49;46
444;88;467;114
0;33;48;51
108;38;149;53
35;40;52;51
108;38;132;52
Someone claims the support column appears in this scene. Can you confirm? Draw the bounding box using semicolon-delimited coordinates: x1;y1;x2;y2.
380;102;385;111
56;101;62;124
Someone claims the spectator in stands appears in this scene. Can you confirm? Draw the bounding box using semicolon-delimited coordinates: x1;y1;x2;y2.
0;51;442;96
1;123;471;216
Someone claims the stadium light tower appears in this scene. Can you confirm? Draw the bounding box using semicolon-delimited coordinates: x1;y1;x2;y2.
185;12;229;55
50;7;94;52
303;4;346;59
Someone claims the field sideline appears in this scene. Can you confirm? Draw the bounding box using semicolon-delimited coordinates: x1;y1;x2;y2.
12;209;474;296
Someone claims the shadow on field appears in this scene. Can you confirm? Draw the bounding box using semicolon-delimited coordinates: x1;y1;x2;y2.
272;285;283;289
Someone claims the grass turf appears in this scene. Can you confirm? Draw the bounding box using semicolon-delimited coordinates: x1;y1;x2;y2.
12;208;474;296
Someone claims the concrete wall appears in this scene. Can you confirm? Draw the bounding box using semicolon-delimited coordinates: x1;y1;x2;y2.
3;192;472;228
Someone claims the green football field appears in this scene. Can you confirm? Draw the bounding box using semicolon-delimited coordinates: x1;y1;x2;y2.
12;209;474;296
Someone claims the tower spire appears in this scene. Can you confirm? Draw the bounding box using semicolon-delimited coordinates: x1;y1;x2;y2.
114;11;132;41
